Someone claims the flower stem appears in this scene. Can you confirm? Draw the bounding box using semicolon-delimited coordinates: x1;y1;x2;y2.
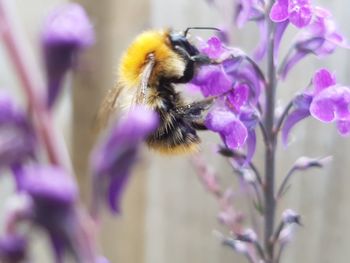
264;2;277;262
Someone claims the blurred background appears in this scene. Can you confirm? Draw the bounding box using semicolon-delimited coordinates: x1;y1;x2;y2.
1;0;350;262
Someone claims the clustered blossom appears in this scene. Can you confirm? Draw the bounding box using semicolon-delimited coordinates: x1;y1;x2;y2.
91;106;158;214
190;36;261;165
42;3;94;108
283;68;350;144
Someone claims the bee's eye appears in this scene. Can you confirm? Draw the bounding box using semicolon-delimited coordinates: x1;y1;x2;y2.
169;33;199;56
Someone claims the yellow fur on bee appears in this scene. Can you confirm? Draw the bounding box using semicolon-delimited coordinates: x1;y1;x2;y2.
118;30;185;87
148;143;199;155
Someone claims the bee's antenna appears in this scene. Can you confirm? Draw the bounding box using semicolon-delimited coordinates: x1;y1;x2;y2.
184;27;221;37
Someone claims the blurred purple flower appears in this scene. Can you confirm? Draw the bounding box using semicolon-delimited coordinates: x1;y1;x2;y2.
270;0;313;28
0;234;27;263
283;68;350;144
42;3;94;108
91;106;158;215
19;165;80;261
14;165;95;263
282;209;301;224
235;0;265;28
0;92;36;170
280;7;348;79
20;165;77;207
234;0;267;60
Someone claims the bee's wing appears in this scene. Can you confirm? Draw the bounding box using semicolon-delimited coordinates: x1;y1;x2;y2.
94;84;123;132
133;53;156;104
94;53;156;132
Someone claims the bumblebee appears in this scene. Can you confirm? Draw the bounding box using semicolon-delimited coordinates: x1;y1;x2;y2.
97;27;219;154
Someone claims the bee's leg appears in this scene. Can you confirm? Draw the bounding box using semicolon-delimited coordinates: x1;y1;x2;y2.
176;97;215;117
174;46;212;65
191;120;208;130
175;97;215;131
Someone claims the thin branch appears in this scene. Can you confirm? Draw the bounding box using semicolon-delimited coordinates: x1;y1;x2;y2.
244;54;268;87
259;121;269;147
276;167;296;199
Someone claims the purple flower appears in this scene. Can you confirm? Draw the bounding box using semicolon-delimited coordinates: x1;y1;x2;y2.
234;0;265;28
0;92;36;170
280;7;348;79
192;37;263;104
282;209;301;224
91;106;158;215
42;3;94;108
16;165;95;263
226;84;250;113
0;234;27;263
283;69;350;144
192;37;261;163
234;0;267;60
20;165;77;207
270;0;313;28
192;65;233;97
206;106;248;149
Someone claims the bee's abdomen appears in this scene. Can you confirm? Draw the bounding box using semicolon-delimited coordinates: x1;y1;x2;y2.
146;84;200;154
146;114;200;154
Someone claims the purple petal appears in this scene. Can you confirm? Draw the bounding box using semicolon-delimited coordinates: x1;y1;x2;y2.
108;172;129;214
201;36;225;59
293;93;313;110
42;3;94;47
235;0;253;28
282;109;310;145
288;3;312;28
0;93;36;169
309;97;335;122
270;0;289;22
244;130;256;166
21;165;77;206
279;50;308;79
205;107;237;132
91;106;158;215
42;3;94;108
312;68;336;94
227;84;250;112
0;235;27;263
192;65;233;97
274;20;289;63
223;120;248;149
254;20;268;61
310;86;350;122
239;107;260;130
296;37;325;53
336;120;350;136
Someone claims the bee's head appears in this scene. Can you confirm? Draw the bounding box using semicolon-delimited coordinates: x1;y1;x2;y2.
169;32;200;56
169;27;221;64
